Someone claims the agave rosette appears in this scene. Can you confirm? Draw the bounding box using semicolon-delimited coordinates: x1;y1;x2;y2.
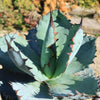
0;10;99;100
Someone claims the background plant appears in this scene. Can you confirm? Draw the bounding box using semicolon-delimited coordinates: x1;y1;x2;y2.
0;0;76;31
0;0;100;32
0;0;35;31
75;0;99;8
33;0;73;18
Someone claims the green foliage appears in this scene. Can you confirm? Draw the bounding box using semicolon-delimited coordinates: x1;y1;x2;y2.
2;0;12;7
95;34;100;37
77;0;99;8
0;10;99;100
0;0;35;31
14;0;34;11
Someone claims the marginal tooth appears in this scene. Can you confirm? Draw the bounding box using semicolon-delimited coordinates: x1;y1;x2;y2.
16;51;20;54
50;11;54;27
35;40;37;42
67;53;71;56
10;37;15;42
69;44;73;48
55;32;58;35
54;32;58;42
8;81;12;86
18;95;22;100
66;62;69;66
95;55;97;57
92;61;94;63
11;84;23;99
15;90;19;94
80;16;83;27
56;39;58;42
23;59;28;63
27;40;30;42
5;38;12;50
11;86;22;99
75;90;80;95
26;66;32;70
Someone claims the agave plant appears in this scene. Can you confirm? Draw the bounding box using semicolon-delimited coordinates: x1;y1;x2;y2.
0;10;99;100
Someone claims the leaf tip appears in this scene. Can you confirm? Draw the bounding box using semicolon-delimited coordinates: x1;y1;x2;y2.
5;37;12;50
80;16;83;27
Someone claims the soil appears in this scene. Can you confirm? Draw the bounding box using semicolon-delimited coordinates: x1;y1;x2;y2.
90;36;100;77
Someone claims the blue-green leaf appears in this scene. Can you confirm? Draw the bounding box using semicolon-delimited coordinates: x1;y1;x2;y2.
53;10;71;58
36;13;50;49
65;36;96;74
5;34;48;81
53;25;83;77
26;29;41;56
46;67;98;98
76;35;96;66
0;35;24;73
11;81;53;100
36;10;83;78
36;10;71;50
46;35;97;99
0;69;33;100
41;12;57;78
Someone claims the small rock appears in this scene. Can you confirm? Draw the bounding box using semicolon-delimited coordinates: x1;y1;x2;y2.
71;17;100;35
70;6;95;16
90;36;100;77
0;65;2;69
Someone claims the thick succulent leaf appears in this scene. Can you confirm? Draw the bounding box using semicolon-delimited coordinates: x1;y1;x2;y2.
36;10;83;77
5;34;48;81
76;35;96;66
0;69;33;100
36;10;71;58
41;12;56;78
26;29;41;56
46;67;98;98
11;81;53;100
55;27;69;57
36;10;71;50
0;49;22;73
46;36;97;99
53;10;71;58
0;69;52;100
0;35;25;73
36;13;50;49
65;36;96;74
53;25;83;77
13;34;40;67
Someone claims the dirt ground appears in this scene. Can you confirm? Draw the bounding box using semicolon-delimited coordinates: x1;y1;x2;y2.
90;36;100;77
